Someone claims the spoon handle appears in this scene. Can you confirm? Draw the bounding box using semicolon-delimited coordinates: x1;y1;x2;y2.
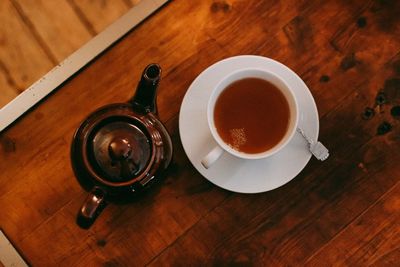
297;128;329;161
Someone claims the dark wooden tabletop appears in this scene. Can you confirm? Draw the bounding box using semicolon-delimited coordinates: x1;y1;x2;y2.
1;0;400;266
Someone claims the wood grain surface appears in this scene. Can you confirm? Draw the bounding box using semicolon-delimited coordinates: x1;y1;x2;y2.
69;0;131;34
14;0;93;62
0;0;139;109
1;0;400;266
0;0;54;94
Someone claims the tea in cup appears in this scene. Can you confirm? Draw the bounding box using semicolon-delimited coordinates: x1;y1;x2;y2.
201;68;298;168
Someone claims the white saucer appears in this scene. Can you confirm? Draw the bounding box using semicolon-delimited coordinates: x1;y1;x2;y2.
178;55;319;193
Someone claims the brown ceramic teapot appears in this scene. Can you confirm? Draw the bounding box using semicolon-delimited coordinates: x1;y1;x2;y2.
71;64;172;228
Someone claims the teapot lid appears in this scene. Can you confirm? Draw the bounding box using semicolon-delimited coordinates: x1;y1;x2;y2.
88;118;152;183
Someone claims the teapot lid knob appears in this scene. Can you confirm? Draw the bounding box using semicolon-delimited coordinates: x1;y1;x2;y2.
108;137;132;161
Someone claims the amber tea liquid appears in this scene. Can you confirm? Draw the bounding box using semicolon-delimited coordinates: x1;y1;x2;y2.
214;78;290;154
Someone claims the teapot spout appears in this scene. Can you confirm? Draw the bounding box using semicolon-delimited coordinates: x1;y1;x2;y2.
131;63;161;114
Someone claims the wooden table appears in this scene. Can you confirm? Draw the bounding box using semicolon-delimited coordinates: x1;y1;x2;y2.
1;1;400;265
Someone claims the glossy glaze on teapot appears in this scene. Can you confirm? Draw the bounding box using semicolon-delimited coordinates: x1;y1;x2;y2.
71;64;172;228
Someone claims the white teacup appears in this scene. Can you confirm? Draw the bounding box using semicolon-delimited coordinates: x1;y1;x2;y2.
201;68;299;169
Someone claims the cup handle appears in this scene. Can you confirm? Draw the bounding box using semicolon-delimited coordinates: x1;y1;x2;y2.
201;146;224;169
77;187;107;229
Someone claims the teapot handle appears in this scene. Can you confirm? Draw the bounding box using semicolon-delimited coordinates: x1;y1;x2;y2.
77;187;107;229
